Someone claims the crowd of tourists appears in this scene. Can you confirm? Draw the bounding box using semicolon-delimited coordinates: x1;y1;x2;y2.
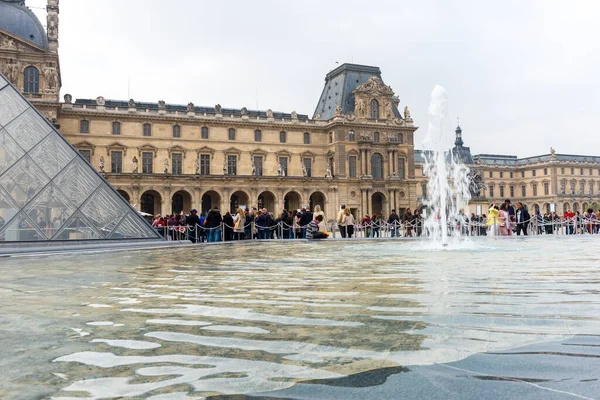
150;199;600;242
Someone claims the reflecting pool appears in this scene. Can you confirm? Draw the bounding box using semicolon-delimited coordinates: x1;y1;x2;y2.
1;236;600;399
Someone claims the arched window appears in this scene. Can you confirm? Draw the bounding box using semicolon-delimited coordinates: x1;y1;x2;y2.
304;132;310;144
172;125;181;138
348;130;355;142
112;121;121;135
370;99;379;119
254;129;262;142
143;123;152;136
79;120;89;134
371;153;384;180
373;131;380;143
228;128;236;141
23;66;40;94
279;131;287;143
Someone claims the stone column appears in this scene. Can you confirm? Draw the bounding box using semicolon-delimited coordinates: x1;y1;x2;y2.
392;151;396;175
384;151;390;179
366;149;371;176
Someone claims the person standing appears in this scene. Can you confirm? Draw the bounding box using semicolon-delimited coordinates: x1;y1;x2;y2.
232;207;245;240
337;205;347;238
370;213;381;238
388;209;400;237
342;208;355;238
223;211;234;241
205;208;222;242
361;214;371;238
279;209;293;239
313;205;325;232
186;209;201;243
299;207;313;239
487;204;499;236
403;208;414;237
515;202;530;236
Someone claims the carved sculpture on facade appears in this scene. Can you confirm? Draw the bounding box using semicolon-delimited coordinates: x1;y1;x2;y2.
128;98;136;108
404;106;412;121
163;158;169;173
266;109;274;118
215;104;222;114
47;13;59;39
0;36;17;50
158;100;166;110
302;162;308;177
187;102;194;112
313;112;321;120
193;158;200;174
252;163;257;176
96;96;105;106
132;156;139;173
277;162;285;177
291;110;298;119
42;63;58;91
223;158;228;175
2;59;20;84
325;162;333;178
99;156;105;172
63;93;72;104
240;107;248;115
356;98;366;117
334;103;342;117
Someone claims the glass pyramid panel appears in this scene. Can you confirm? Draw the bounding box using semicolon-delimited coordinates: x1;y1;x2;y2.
0;128;25;176
80;185;129;238
0;186;21;234
51;211;103;241
109;212;158;239
0;211;46;242
53;157;102;208
4;108;53;152
30;131;76;179
0;86;29;127
0;155;50;207
0;72;160;242
23;183;76;235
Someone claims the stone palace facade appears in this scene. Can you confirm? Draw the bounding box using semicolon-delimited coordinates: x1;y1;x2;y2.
2;0;600;221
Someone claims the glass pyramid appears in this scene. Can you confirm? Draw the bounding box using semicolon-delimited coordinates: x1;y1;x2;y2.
0;73;161;242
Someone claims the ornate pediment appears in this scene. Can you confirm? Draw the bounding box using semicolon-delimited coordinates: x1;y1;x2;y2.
223;146;242;156
0;30;50;54
196;146;216;158
106;141;128;156
137;144;158;158
73;140;96;155
168;145;188;158
300;150;317;160
352;76;394;97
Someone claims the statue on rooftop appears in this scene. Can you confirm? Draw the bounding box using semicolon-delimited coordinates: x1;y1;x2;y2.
215;104;222;114
266;109;274;118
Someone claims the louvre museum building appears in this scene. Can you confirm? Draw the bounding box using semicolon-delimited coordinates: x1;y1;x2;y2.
2;0;600;236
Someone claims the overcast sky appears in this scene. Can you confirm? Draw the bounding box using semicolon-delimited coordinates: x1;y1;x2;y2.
28;0;600;157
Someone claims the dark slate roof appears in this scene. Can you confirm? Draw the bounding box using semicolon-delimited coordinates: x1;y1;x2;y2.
473;153;600;166
313;63;401;120
73;99;309;121
0;1;48;49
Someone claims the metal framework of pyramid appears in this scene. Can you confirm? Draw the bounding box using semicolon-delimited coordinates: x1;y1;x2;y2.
0;72;161;242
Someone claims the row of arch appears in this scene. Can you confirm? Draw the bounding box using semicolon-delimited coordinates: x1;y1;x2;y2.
117;189;328;216
529;202;599;214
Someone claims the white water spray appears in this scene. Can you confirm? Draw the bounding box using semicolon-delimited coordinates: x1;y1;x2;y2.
422;86;471;246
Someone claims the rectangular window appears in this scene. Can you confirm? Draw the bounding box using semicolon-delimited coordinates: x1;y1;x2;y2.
227;155;237;175
532;170;536;177
561;167;565;174
490;186;494;197
509;172;513;178
228;128;236;141
279;131;287;143
253;156;263;176
561;181;566;194
142;152;153;174
303;158;312;177
398;157;406;179
254;130;262;142
500;185;505;198
580;181;585;194
509;185;514;198
544;182;549;195
173;125;181;138
489;171;493;178
279;157;288;176
590;168;593;175
171;153;182;175
200;154;210;175
521;185;526;197
304;132;311;144
143;123;152;137
349;156;357;178
533;184;538;196
79;120;89;134
201;127;209;139
580;168;584;175
521;171;525;178
79;149;91;163
111;151;122;173
500;171;503;178
571;168;574;175
112;122;121;135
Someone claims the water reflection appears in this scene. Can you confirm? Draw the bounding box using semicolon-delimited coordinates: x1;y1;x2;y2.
1;237;599;398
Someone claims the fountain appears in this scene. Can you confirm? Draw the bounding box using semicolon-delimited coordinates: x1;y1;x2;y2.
422;85;472;246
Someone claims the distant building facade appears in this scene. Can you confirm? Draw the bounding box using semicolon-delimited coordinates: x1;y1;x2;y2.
2;0;600;221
